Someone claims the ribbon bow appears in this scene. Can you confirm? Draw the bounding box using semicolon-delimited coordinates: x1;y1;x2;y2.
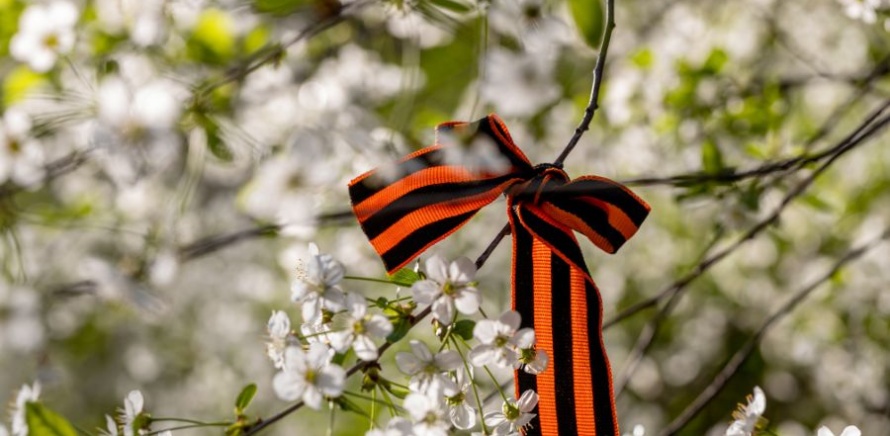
348;114;649;435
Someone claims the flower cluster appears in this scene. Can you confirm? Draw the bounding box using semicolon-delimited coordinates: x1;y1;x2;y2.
265;248;550;434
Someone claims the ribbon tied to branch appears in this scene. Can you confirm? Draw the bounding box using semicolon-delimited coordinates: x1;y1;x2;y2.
348;114;650;435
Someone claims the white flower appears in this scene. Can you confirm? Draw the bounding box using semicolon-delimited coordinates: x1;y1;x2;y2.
99;414;119;436
120;390;144;436
443;370;477;430
291;244;347;324
623;424;646;436
404;391;449;436
395;340;462;394
330;292;393;361
818;425;861;436
484;389;538;435
469;310;532;369
725;386;766;436
11;382;40;436
266;311;292;369
273;343;346;409
481;48;560;118
514;328;548;375
838;0;881;24
411;255;480;325
364;417;415;436
9;1;78;72
98;76;182;133
300;321;332;345
95;0;166;46
0;108;44;186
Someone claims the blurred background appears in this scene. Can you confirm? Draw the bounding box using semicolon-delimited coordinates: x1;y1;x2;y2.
1;0;890;434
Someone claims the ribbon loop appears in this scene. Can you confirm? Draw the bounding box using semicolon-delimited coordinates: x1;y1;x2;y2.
349;114;650;436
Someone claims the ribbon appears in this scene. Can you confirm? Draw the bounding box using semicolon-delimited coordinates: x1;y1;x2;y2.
348;114;649;435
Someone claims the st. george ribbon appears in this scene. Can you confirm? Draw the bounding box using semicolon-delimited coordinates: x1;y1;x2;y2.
348;114;650;435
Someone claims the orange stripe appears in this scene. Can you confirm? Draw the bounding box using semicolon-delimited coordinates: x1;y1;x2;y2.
574;175;652;213
349;145;444;187
532;238;558;435
580;197;640;241
570;268;597;435
539;203;616;254
353;165;479;222
367;184;508;255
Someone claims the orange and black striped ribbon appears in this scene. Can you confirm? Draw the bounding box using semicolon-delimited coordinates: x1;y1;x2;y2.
348;114;650;435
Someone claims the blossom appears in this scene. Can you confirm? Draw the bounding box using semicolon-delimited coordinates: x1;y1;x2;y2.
0;108;44;186
120;390;144;436
11;382;40;436
99;414;119;436
818;426;861;436
329;292;393;361
484;389;539;435
266;310;292;369
395;340;462;394
9;1;78;72
514;328;548;375
300;321;333;345
273;343;346;409
404;391;449;436
364;418;415;436
443;370;477;430
623;424;646;436
411;255;480;325
469;310;533;369
725;386;766;436
291;244;347;324
838;0;882;24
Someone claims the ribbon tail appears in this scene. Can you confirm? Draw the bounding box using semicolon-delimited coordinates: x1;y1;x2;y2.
512;204;620;436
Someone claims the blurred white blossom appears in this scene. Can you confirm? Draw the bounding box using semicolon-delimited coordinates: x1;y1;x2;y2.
11;382;40;436
481;48;561;118
273;343;345;409
364;417;415;436
484;389;539;436
95;0;166;46
818;426;861;436
266;311;292;369
0;107;44;186
838;0;882;24
411;255;480;325
120;390;144;436
726;386;766;436
329;292;393;361
10;1;79;72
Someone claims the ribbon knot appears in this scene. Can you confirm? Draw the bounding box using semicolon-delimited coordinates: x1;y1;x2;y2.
349;114;650;436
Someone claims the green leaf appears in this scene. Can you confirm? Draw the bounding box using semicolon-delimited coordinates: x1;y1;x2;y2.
452;319;475;341
2;66;46;106
568;0;604;49
701;140;724;174
630;48;654;70
427;0;473;13
253;0;312;16
189;8;236;63
388;268;421;286
25;403;77;436
386;318;411;343
235;383;257;412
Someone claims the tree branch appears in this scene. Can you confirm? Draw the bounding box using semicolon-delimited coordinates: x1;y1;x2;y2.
658;227;890;435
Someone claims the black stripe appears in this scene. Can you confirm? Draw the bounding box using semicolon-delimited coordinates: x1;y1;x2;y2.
585;279;617;435
349;148;446;206
517;206;589;273
378;211;477;272
477;116;534;172
360;175;515;240
557;179;649;226
551;254;578;435
545;197;628;252
511;208;541;435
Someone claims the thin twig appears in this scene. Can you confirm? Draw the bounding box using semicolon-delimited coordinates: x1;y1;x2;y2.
554;0;616;166
612;102;890;395
659;228;890;436
606;98;890;329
